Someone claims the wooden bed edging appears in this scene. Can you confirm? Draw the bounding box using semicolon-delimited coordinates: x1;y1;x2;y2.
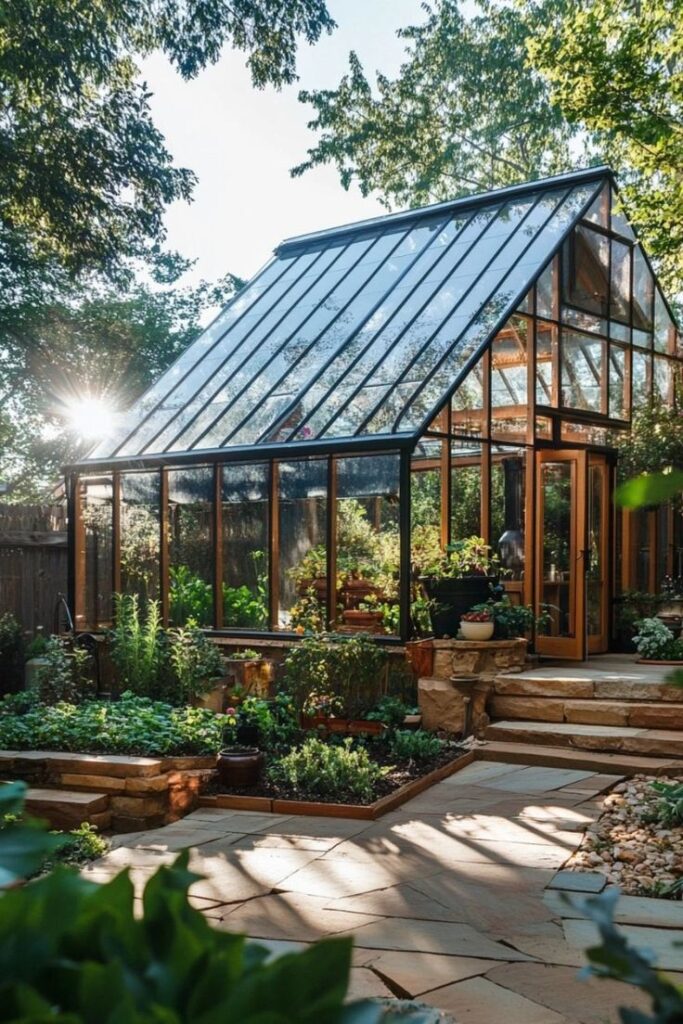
197;749;475;820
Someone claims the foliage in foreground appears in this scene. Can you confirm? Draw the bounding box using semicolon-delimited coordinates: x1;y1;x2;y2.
0;692;228;757
582;889;683;1023
0;783;435;1024
268;737;388;802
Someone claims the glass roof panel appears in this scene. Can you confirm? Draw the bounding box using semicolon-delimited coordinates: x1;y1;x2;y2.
89;172;627;461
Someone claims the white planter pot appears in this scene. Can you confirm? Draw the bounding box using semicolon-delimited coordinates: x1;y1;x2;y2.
459;620;494;641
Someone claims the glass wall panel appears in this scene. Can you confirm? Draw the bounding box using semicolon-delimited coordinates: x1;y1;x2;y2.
450;438;482;542
536;321;557;406
491;448;526;581
633;247;654;333
335;454;400;635
168;467;214;626
561;331;605;413
653;356;674;407
536;258;557;320
221;463;269;629
608;345;627;419
563;224;609;318
120;472;161;607
654;288;675;354
491;315;529;442
632;349;651;405
610;239;631;323
277;458;328;631
451;357;485;436
80;476;114;629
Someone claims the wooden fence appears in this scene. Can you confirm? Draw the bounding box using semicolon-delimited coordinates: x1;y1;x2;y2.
0;503;68;634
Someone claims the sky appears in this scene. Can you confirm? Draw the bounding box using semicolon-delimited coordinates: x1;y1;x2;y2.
142;0;425;286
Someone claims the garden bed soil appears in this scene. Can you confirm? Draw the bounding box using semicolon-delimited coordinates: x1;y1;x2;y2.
200;746;473;820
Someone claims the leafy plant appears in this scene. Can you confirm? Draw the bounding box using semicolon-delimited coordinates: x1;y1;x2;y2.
580;888;683;1023
616;592;664;637
226;648;260;661
389;729;444;763
0;781;66;887
632;618;683;661
0;612;24;694
168;620;225;701
289;587;326;634
649;780;683;829
24;628;49;660
109;594;167;697
283;633;388;719
366;695;411;731
469;597;547;639
223;694;301;756
169;563;214;626
0;692;228;757
0;783;436;1024
413;534;499;580
36;636;95;704
268;737;387;802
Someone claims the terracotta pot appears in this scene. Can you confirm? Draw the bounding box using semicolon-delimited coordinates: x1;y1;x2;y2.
297;577;328;603
216;748;264;788
459;620;495;641
403;713;422;730
406;640;434;678
341;579;382;610
342;609;384;633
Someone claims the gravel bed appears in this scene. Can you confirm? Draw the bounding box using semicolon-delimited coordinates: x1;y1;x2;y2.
567;774;683;899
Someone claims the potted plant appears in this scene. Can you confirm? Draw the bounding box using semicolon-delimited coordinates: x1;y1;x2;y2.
224;647;273;698
216;714;265;788
632;617;683;664
415;533;501;638
459;609;495;641
341;594;384;632
468;597;549;640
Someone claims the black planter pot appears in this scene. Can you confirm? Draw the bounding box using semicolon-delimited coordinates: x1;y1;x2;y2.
420;576;499;638
236;723;260;747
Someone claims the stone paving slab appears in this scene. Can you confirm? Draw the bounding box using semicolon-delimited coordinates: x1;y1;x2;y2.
85;758;681;1023
544;889;683;928
562;918;683;972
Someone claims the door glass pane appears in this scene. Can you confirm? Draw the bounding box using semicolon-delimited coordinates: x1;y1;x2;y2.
491;450;526;581
168;467;214;626
120;472;161;607
539;461;573;637
222;463;269;629
587;463;604;637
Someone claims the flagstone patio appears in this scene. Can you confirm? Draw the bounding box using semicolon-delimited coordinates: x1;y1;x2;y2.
83;761;682;1023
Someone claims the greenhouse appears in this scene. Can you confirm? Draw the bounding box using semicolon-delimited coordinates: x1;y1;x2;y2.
67;166;682;660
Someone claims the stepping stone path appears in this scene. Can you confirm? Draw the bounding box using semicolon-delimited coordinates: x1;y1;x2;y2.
85;761;680;1022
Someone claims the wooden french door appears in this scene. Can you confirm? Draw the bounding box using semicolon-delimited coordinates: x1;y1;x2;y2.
534;450;610;660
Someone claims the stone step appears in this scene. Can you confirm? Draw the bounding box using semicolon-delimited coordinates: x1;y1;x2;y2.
25;787;111;831
493;672;683;703
484;720;683;759
490;695;683;729
475;741;682;776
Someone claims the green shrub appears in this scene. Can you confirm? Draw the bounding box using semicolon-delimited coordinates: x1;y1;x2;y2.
109;594;224;703
632;617;683;661
283;633;388;719
0;612;24;694
366;695;410;730
649;780;683;828
389;729;444;763
228;694;300;756
169;563;213;626
0;784;435;1024
268;737;386;802
36;635;95;704
0;692;228;756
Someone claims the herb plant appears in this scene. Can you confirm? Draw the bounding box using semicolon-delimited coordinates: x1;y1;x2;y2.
268;736;387;802
169;563;213;626
366;695;410;730
0;692;228;756
389;729;444;763
469;597;548;639
36;636;95;704
283;633;388;719
168;621;224;701
648;780;683;828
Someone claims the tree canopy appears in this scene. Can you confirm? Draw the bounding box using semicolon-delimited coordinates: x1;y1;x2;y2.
294;0;682;296
0;0;333;295
0;0;333;497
